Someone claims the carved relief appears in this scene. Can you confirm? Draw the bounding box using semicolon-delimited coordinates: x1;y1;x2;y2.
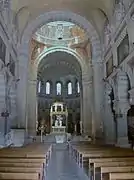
103;19;111;49
105;82;112;104
113;0;125;29
127;11;134;44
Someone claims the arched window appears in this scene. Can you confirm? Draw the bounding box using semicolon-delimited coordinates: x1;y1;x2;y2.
67;82;72;95
38;81;41;93
46;81;50;95
56;82;62;95
77;81;80;93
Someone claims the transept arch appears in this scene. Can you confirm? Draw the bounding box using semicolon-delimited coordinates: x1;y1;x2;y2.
17;10;103;138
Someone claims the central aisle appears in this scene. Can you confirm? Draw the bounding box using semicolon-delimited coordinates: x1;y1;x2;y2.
45;144;89;180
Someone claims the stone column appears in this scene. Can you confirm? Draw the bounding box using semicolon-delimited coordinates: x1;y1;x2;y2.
17;48;29;129
27;80;37;136
104;83;116;144
92;61;104;141
114;100;130;147
82;74;92;136
114;70;130;147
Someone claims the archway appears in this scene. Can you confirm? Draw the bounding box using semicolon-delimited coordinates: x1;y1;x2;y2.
27;47;92;137
16;11;103;139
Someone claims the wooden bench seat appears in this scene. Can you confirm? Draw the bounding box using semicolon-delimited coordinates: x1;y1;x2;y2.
0;172;39;180
93;161;134;180
0;167;42;180
0;162;43;168
109;172;134;180
0;143;52;180
101;166;134;180
79;150;134;174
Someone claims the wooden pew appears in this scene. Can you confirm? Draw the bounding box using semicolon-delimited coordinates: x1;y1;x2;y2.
93;161;134;180
109;172;134;180
0;167;42;180
0;143;52;179
0;172;39;180
101;166;134;180
80;150;134;175
89;157;134;179
70;142;134;178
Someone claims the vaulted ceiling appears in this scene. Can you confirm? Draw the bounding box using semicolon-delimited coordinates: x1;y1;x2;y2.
11;0;114;37
38;51;82;80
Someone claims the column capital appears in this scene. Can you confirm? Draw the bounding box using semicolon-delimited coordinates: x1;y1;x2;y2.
113;100;130;115
0;0;10;11
129;88;134;105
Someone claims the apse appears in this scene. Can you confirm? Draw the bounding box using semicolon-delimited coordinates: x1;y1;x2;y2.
36;51;82;135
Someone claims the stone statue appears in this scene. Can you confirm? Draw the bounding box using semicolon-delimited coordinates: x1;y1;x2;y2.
59;120;62;127
114;0;125;28
55;120;58;127
104;20;111;49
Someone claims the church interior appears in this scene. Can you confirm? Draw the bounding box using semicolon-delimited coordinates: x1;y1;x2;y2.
1;0;134;179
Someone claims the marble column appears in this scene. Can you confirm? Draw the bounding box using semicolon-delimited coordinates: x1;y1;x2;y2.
82;75;92;136
92;61;104;141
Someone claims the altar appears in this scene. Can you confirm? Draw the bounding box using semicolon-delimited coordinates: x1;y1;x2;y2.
50;102;68;143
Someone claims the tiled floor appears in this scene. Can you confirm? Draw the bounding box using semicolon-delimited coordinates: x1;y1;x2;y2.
45;144;89;180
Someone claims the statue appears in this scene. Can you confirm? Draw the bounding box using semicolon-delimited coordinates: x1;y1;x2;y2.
114;0;125;28
55;120;58;127
59;120;62;127
104;20;111;49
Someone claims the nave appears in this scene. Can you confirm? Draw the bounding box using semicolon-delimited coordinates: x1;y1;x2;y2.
46;144;88;180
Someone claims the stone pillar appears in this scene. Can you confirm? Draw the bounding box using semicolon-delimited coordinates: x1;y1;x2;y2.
17;48;29;129
104;83;116;144
82;75;92;136
114;70;130;147
27;80;37;136
114;100;130;147
92;61;104;141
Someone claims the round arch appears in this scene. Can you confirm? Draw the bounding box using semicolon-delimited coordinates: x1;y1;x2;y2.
35;46;86;75
17;10;102;136
19;10;101;62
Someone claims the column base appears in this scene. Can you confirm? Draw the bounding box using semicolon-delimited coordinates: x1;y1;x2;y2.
116;137;130;148
11;129;25;147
